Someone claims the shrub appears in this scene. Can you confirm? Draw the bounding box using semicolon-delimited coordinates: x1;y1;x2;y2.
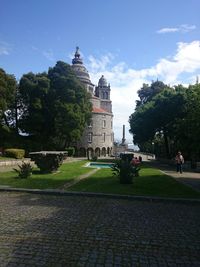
4;148;25;159
13;162;33;179
65;147;75;157
91;155;98;161
111;159;140;184
29;152;67;173
120;153;134;161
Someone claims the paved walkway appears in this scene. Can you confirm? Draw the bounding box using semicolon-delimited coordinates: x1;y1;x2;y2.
162;170;200;192
0;191;200;267
147;160;200;192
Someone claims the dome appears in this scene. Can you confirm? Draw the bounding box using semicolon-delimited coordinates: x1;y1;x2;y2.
72;64;91;83
98;75;107;86
72;47;91;84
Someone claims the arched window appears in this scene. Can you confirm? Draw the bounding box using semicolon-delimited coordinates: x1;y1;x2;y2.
88;120;93;128
88;132;93;143
103;133;106;142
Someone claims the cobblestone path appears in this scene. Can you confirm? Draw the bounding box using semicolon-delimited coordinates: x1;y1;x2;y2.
0;192;199;267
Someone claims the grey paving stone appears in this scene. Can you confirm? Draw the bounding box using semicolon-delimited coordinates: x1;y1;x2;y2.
0;191;199;266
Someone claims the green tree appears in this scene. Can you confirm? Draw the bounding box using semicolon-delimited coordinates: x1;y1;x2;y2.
129;87;186;158
18;72;52;149
0;68;17;147
18;61;92;150
136;80;168;107
173;84;200;165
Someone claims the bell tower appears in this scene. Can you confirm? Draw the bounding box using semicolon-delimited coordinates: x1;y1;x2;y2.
95;75;112;113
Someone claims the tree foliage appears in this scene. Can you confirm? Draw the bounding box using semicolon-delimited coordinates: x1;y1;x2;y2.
47;61;92;148
18;72;51;141
136;80;168;107
129;81;193;159
18;61;92;150
173;84;200;160
0;68;17;146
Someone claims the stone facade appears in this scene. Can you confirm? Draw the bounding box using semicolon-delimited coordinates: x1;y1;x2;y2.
72;47;114;157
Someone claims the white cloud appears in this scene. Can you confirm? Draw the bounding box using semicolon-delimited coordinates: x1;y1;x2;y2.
43;49;55;61
181;24;196;32
0;41;12;55
157;27;179;34
151;41;200;83
157;24;196;34
87;41;200;142
88;53;114;72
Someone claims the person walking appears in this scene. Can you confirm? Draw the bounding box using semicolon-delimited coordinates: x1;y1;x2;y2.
175;151;184;173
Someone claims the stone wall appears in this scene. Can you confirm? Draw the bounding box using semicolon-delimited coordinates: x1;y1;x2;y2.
77;112;113;156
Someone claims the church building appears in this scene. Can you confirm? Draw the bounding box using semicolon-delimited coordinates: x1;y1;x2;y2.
71;47;114;157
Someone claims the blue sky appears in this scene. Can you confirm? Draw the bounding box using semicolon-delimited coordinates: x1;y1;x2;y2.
1;0;200;142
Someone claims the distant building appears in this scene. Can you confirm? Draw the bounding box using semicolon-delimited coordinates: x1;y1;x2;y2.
72;47;114;157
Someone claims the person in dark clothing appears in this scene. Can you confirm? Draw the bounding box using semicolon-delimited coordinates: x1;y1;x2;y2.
175;151;184;173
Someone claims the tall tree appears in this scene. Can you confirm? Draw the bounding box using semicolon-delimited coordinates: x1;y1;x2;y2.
47;61;92;148
18;61;92;150
0;68;17;146
136;80;168;107
18;72;52;148
129;87;186;158
173;84;200;165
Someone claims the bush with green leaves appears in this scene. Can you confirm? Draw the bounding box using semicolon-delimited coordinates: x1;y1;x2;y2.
29;152;67;173
13;162;33;179
120;153;134;162
111;159;140;184
65;147;75;157
4;148;25;159
91;155;98;161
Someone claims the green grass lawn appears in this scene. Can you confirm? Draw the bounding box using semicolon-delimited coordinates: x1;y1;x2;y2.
68;165;200;199
0;160;90;189
0;160;199;198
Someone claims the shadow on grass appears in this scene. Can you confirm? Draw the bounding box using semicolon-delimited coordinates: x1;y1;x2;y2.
68;169;200;199
2;176;74;190
0;160;91;190
0;170;77;190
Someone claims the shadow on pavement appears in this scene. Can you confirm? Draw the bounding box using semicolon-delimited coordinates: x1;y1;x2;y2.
1;191;200;266
146;160;200;192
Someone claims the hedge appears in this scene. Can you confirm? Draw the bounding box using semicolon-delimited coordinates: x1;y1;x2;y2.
4;148;25;159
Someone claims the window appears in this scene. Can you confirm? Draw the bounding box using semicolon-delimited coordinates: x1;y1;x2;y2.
103;133;106;142
88;120;93;128
103;120;106;128
111;133;114;142
88;133;92;143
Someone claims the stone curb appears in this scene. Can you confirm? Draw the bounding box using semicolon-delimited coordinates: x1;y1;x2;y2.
0;159;31;167
0;186;200;204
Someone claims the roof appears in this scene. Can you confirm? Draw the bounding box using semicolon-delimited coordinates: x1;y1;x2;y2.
92;107;107;113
